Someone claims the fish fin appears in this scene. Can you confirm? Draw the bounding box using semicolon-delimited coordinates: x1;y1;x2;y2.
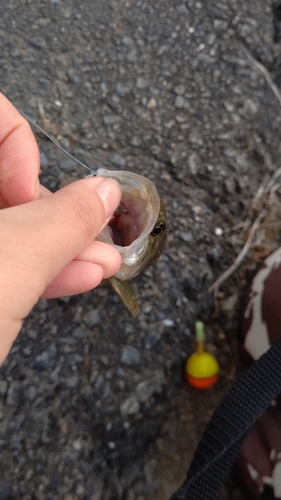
109;277;140;317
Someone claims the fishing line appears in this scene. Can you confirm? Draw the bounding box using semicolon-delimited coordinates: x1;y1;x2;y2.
20;110;97;176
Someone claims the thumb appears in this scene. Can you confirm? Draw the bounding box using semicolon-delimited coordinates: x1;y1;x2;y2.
0;176;121;363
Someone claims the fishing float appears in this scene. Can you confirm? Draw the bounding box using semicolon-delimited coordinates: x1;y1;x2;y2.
185;321;219;389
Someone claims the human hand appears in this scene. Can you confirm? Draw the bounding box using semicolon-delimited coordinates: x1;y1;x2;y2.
0;93;122;364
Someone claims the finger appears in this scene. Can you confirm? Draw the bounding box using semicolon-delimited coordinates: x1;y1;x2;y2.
0;93;40;207
39;184;52;197
42;261;104;298
0;176;121;311
0;176;121;363
75;241;122;276
42;243;122;298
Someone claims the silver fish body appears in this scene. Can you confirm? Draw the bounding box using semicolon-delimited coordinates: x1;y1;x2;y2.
96;168;166;281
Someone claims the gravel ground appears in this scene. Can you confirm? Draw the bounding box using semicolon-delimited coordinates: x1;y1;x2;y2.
1;0;281;498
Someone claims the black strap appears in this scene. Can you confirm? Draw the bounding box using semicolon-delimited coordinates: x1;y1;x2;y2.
169;341;281;500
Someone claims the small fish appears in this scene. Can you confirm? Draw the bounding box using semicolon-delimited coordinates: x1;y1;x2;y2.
21;112;167;315
95;168;166;315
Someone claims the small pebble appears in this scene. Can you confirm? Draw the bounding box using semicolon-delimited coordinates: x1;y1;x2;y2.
100;82;108;94
174;95;189;109
103;114;121;126
22;347;32;357
116;82;130;96
73;439;82;451
0;380;8;397
145;333;161;349
120;346;141;366
188;152;201;175
120;396;140;416
59;159;77;171
174;84;185;95
83;310;100;327
40;152;49;168
147;97;157;109
94;375;105;390
136;372;165;402
179;231;193;243
73;326;88;339
136;77;149;89
63;376;79;389
122;36;134;46
26;386;37;403
130;136;141;147
214;227;223;236
31;345;57;371
6;382;20;406
162;319;175;327
109;153;126;167
60;138;70;149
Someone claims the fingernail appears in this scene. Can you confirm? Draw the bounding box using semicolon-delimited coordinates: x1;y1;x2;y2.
95;178;121;218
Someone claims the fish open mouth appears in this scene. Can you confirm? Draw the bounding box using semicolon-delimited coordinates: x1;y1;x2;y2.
107;192;149;247
108;203;136;247
95;167;161;280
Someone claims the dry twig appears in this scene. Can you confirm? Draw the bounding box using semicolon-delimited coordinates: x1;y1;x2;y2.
238;42;281;108
208;211;266;295
209;45;281;300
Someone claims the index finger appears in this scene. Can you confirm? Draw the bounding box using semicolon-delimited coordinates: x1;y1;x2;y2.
0;93;40;208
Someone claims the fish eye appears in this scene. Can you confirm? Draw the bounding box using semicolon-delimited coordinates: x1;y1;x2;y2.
151;222;166;236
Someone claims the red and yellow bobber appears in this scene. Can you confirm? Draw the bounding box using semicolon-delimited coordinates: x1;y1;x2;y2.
185;321;219;389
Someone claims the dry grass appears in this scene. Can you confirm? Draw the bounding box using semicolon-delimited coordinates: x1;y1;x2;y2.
209;43;281;299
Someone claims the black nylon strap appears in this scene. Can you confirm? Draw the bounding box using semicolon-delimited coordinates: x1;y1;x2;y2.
169;341;281;500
